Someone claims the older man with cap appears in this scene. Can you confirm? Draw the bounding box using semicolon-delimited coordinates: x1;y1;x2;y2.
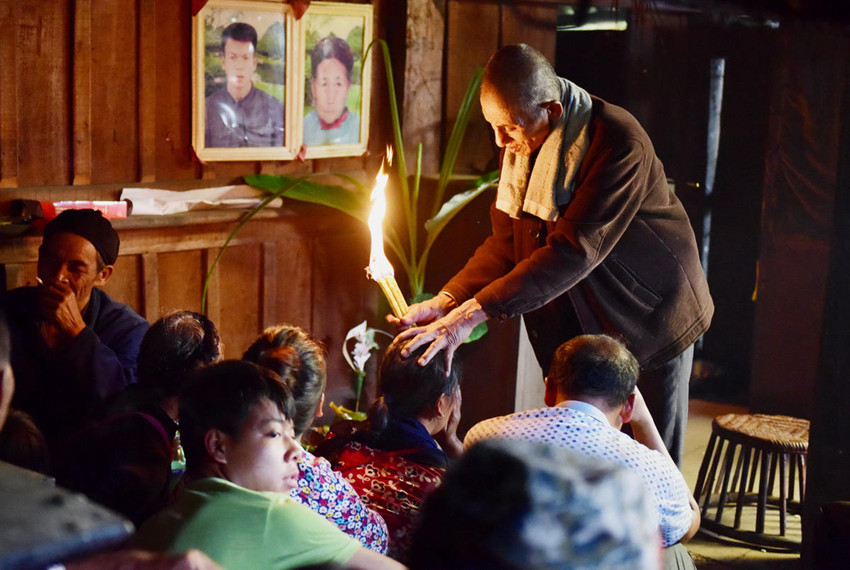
0;209;149;445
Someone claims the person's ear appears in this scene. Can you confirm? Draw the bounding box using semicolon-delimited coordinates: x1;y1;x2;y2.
435;392;452;419
205;429;229;465
544;376;558;407
315;392;326;419
619;393;636;425
544;100;564;123
94;265;114;287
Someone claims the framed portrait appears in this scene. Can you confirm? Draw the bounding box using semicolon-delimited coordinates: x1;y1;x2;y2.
298;2;373;159
192;0;297;161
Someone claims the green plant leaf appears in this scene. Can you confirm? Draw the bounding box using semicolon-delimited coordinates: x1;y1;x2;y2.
434;67;485;216
202;176;307;312
410;291;435;305
245;174;370;224
419;172;499;278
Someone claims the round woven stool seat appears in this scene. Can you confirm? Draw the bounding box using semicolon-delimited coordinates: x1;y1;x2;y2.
694;413;809;551
713;414;809;452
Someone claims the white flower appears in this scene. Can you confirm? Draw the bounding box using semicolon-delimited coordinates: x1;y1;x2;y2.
343;320;390;374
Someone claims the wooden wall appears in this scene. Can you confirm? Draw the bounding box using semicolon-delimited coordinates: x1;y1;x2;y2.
0;0;399;416
0;0;562;428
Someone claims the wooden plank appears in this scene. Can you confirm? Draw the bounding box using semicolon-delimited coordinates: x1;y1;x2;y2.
275;237;313;331
261;242;277;328
72;0;92;185
216;243;260;359
154;0;195;180
139;0;157;182
402;0;445;174
0;3;19;187
500;3;558;60
202;247;221;336
101;254;143;317
311;227;372;409
141;252;160;321
91;0;139;183
158;250;203;316
16;0;71;186
446;1;499;174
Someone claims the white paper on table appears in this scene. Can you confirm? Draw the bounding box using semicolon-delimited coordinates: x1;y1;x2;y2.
120;185;283;215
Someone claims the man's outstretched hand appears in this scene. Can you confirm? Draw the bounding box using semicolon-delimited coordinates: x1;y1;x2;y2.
386;291;457;331
393;298;489;374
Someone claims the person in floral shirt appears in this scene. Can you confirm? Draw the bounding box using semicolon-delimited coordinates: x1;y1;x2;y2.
243;325;388;553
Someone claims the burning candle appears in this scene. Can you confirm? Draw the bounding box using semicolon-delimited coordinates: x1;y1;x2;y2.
366;151;409;319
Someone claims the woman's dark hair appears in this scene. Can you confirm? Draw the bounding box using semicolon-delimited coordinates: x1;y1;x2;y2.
137;310;221;401
369;340;461;432
179;360;295;475
310;35;354;78
242;325;327;437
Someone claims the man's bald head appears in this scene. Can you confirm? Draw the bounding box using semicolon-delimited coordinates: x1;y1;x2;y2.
482;43;562;114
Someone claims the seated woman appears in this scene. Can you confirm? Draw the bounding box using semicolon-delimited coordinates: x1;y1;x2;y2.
133;360;403;570
243;325;388;553
315;339;463;561
53;310;221;525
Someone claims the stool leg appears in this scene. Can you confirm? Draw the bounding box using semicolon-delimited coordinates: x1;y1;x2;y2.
701;437;725;516
779;452;788;536
748;448;761;492
715;441;738;523
767;451;779;499
694;432;718;505
734;445;753;529
789;453;797;505
756;450;770;534
799;454;807;502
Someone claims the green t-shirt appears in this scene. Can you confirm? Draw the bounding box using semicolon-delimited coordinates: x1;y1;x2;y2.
133;477;361;569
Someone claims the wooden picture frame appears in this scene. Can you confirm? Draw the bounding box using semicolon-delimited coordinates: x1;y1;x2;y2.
192;0;297;161
297;2;373;159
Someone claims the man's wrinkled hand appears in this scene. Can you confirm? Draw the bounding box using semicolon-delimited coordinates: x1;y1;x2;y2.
394;298;488;374
38;282;86;343
386;292;456;331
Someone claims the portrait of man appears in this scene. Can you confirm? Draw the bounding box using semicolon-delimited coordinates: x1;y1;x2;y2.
205;20;285;148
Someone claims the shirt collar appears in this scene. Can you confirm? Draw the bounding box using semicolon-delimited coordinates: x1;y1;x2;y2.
556;400;609;425
319;107;350;130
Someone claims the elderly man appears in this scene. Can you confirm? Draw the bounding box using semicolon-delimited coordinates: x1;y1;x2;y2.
394;43;713;465
1;209;149;443
205;21;285;148
464;334;699;567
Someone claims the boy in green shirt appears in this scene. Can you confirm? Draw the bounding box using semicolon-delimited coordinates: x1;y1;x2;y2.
134;360;404;570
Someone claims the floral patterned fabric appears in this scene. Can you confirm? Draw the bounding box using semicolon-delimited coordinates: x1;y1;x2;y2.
329;441;445;561
291;447;389;553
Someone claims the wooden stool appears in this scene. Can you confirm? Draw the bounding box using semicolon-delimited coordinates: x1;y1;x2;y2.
693;413;809;551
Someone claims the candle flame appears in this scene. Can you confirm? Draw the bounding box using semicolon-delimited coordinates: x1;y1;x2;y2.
367;154;393;280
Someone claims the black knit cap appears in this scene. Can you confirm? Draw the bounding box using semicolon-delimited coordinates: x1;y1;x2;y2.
43;209;120;265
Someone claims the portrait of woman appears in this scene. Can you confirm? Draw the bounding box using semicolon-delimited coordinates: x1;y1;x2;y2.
300;4;371;155
303;36;360;146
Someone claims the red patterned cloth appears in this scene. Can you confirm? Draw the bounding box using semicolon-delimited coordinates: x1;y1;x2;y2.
331;440;445;560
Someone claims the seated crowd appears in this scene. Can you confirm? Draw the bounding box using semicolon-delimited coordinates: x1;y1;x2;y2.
0;209;700;569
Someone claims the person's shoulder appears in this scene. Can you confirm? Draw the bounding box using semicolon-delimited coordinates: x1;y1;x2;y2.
91;288;148;327
205;87;230;105
589;96;652;145
464;409;544;445
252;87;284;109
